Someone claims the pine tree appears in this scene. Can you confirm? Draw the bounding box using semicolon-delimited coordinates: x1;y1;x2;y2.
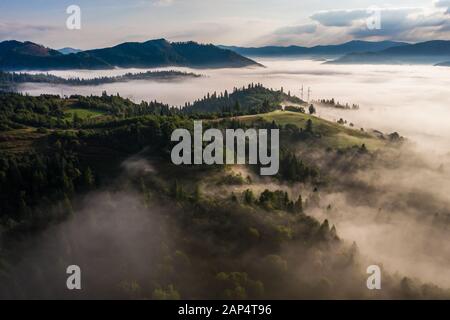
83;167;95;189
294;194;303;214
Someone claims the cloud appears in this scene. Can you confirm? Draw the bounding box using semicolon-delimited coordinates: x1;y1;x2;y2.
311;9;368;27
149;0;174;7
0;22;57;41
434;0;450;8
274;24;318;35
347;7;450;41
260;5;450;45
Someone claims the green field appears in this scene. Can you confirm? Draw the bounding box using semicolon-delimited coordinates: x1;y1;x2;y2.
238;110;385;150
64;108;105;119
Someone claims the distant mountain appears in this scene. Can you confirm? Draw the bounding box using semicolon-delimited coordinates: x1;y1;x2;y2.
0;40;60;57
329;40;450;65
0;40;115;70
84;39;260;68
58;47;83;55
220;40;407;57
0;39;260;70
436;61;450;67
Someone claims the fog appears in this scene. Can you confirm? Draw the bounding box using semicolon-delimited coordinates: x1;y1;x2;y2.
0;159;171;299
14;58;450;294
20;59;450;151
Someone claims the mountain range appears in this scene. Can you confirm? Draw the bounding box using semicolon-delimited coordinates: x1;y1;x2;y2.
328;40;450;65
3;38;450;70
220;40;408;57
0;39;260;70
223;40;450;66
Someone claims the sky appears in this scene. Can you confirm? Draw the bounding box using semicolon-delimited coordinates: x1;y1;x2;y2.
1;0;450;49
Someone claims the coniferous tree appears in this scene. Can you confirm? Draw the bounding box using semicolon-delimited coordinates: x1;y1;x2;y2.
294;194;303;214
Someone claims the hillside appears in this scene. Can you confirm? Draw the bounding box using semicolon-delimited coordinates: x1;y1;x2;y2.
238;110;385;151
0;39;260;70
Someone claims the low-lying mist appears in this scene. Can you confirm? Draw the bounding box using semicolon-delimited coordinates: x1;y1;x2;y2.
7;58;450;298
304;141;450;289
20;59;450;152
0;159;171;299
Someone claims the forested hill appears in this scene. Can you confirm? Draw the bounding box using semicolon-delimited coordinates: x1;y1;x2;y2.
0;70;201;91
183;83;306;114
1;88;441;300
0;39;260;70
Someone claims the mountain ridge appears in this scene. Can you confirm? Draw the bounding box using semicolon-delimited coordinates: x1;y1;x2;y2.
329;40;450;65
0;39;260;70
220;40;408;57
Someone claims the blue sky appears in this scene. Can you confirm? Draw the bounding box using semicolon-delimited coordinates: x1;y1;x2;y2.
1;0;449;49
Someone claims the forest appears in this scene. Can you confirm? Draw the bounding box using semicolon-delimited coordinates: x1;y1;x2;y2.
0;70;201;91
0;86;448;300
